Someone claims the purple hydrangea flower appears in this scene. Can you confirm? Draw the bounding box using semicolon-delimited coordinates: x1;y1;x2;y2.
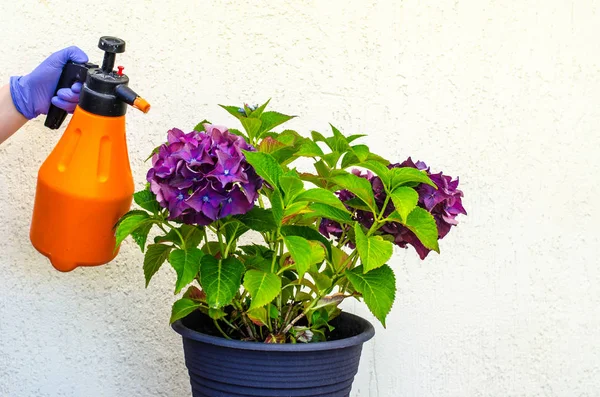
320;158;466;259
147;125;262;225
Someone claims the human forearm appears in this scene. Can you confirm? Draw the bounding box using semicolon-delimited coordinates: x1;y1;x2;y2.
0;84;27;144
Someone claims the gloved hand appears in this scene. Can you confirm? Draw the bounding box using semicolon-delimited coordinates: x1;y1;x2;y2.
10;46;88;120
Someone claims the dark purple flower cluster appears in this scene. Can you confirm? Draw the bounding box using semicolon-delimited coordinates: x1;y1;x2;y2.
147;125;262;225
320;158;466;259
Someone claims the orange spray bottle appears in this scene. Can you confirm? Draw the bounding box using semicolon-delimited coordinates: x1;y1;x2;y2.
30;36;150;272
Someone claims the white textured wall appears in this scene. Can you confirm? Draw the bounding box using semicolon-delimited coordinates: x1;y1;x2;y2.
1;1;599;396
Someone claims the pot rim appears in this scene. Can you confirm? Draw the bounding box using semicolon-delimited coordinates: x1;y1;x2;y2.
171;311;375;352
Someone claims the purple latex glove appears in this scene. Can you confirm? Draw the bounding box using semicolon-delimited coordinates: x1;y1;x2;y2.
9;46;88;119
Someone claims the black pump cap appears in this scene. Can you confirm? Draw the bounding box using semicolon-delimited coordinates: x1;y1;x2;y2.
79;36;134;117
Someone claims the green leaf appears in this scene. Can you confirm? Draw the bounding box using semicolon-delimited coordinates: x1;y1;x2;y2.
405;207;440;252
247;307;269;327
294;188;350;213
169;248;204;294
235;207;277;232
270;146;300;166
131;222;152;252
276;129;303;146
354;223;393;273
346;265;396;326
331;246;350;273
249;99;270;118
224;220;249;242
133;190;160;213
208;307;227;320
193;119;211;131
294;139;324;158
170;298;202;324
283;236;324;278
243;269;281;309
228;128;245;138
242;151;283;190
270;189;284;225
258;111;295;138
352;145;370;161
311;130;327;143
280;225;332;259
180;225;205;249
347;134;367;143
219;105;244;120
390;187;419;222
114;211;151;248
328;124;351;152
322;152;342;168
307;203;353;224
389;167;436;189
279;174;304;205
143;243;172;287
359;160;391;186
200;255;245;308
258;136;286;154
330;172;376;211
241;117;262;140
343;197;371;212
310;271;332;291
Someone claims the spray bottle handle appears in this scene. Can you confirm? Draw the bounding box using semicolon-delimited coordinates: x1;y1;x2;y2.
44;61;98;130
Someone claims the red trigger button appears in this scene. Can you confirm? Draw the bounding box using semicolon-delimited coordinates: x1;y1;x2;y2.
117;66;124;76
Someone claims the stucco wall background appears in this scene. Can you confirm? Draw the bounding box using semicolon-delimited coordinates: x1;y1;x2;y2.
1;0;599;396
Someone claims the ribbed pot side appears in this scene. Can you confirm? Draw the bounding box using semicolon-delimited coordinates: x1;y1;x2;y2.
172;312;375;397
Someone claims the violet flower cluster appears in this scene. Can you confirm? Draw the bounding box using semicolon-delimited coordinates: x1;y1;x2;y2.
147;125;262;225
320;158;466;259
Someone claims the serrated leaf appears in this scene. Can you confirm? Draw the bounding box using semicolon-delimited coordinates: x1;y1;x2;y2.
270;146;300;166
276;130;303;146
283;236;324;278
354;223;393;273
242;150;283;190
219;105;244;120
328;124;351;152
279;174;304;205
143;243;172;287
133;190;160;213
306;203;353;224
310;271;332;291
311;130;327;143
241;117;263;140
224;220;249;242
405;207;440;252
243;270;281;309
280;225;332;259
331;246;350;273
170;298;202;324
114;211;151;248
249;99;270;118
330;172;376;211
258;111;295;138
294;139;324;158
270;189;284;225
322;152;342;168
258;136;287;154
390;187;419;222
346;265;396;326
235;207;277;232
247;307;269;326
131;222;152;252
352;145;370;162
180;225;205;249
169;248;204;294
360;160;391;186
294;188;350;213
200;255;245;308
390;167;436;189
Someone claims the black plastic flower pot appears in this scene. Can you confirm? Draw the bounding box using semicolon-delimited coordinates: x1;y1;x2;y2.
171;311;375;397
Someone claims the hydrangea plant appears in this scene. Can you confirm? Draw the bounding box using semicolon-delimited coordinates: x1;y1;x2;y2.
116;100;466;343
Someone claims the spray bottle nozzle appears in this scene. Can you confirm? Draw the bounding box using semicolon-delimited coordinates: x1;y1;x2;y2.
115;85;151;113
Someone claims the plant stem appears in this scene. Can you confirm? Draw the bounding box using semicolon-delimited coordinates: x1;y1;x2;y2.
213;320;232;340
281;312;306;335
164;221;186;249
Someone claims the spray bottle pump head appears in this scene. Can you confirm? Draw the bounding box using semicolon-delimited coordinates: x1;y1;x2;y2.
78;36;149;116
